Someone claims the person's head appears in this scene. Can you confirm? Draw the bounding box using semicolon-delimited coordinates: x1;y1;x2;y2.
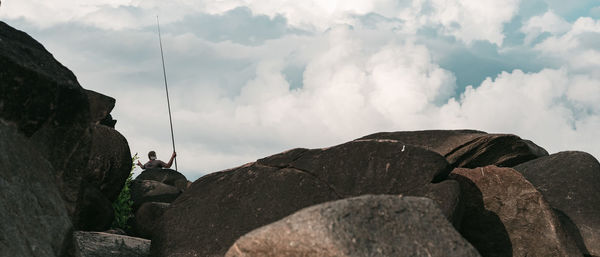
148;151;157;160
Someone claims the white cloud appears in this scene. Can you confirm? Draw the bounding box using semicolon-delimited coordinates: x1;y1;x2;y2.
521;10;571;44
532;17;600;73
3;1;600;180
440;68;600;158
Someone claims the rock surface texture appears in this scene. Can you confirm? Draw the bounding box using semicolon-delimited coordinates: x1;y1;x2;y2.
73;231;150;257
359;130;548;168
134;202;171;239
226;195;480;257
450;166;581;257
130;180;182;211
0;124;73;257
514;151;600;257
151;140;452;257
0;21;131;231
135;168;189;191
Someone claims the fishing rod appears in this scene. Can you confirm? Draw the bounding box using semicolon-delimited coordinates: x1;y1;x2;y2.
157;16;178;171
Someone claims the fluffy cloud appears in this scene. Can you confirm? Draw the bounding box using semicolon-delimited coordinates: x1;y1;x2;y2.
2;1;600;180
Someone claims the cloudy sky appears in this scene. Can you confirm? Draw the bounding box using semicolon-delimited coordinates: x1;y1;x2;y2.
2;0;600;180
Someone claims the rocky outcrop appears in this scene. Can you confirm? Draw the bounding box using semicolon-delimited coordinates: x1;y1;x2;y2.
134;202;170;239
130;180;181;211
450;166;581;257
73;231;150;257
0;21;132;231
135;168;189;191
226;195;480;257
0;124;73;257
358;130;548;168
86;89;117;127
151;140;451;257
514;151;600;257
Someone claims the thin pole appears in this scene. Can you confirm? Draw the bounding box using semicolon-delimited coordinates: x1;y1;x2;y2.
157;16;177;171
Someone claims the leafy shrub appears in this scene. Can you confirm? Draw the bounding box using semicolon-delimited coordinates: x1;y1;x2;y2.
111;153;138;230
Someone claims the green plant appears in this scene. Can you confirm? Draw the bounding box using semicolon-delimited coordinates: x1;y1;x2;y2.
111;153;138;230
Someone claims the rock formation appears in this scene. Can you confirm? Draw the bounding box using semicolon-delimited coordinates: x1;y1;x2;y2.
73;231;150;257
0;124;73;257
358;130;548;168
150;139;454;257
450;166;581;256
226;195;480;257
514;151;600;256
0;21;131;231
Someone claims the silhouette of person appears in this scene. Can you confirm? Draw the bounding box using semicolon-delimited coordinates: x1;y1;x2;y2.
137;150;176;169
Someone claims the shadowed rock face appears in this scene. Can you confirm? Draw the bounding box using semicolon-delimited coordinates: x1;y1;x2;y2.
514;151;600;257
358;130;548;168
0;21;132;231
226;195;481;257
130;180;181;212
0;124;73;257
135;168;189;191
450;166;581;257
134;202;171;240
151;140;451;257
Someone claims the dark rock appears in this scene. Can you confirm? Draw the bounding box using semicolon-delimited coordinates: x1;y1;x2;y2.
135;168;188;191
0;21;90;136
151;140;451;257
406;180;463;227
0;124;72;257
134;202;170;239
0;22;132;231
86;124;132;202
74;183;115;231
130;180;181;211
514;151;600;256
358;130;548;168
450;166;581;257
358;130;486;155
73;231;150;257
226;195;480;257
86;90;116;127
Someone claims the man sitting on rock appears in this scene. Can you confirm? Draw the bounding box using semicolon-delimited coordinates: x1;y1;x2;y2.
137;150;176;169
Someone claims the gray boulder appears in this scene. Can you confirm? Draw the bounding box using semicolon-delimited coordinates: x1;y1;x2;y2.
73;231;150;257
226;195;480;257
514;151;600;256
0;124;72;257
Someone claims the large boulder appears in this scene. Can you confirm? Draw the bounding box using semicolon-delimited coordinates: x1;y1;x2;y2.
358;130;548;168
135;168;188;191
450;166;581;256
406;180;463;227
73;231;150;257
134;202;171;239
226;195;480;257
130;180;181;211
0;124;73;257
151;139;452;257
0;21;132;231
514;151;600;256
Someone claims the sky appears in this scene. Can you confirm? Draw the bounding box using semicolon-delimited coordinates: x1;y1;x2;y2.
1;0;599;180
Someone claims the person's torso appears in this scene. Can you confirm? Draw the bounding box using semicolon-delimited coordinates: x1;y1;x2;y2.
144;159;165;169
